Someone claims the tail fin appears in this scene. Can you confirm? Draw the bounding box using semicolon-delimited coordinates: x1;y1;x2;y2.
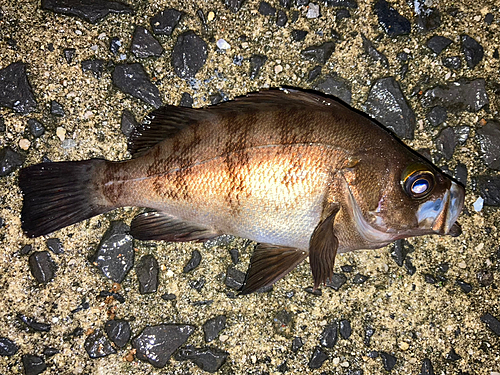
19;160;111;238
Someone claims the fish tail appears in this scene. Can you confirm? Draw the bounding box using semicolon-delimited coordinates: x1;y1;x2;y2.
19;159;111;238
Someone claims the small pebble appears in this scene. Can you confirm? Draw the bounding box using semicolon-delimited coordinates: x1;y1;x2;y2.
150;8;182;35
183;250;202;273
105;320;131;348
379;351;397;371
216;39;231;50
84;330;116;358
306;3;320;18
18;138;30;150
0;337;19;356
29;251;57;284
308;346;328;369
22;354;46;375
203;315;227;342
136;254;159;294
174;345;229;373
172;31;208;80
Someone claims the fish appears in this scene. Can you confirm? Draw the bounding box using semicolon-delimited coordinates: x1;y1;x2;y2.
18;89;465;294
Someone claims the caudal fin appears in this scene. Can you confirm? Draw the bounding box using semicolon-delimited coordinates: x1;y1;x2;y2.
19;160;110;238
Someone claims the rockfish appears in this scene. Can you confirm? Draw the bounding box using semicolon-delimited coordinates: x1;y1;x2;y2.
19;89;465;293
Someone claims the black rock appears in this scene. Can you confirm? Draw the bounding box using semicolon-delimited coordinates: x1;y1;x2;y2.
391;239;414;267
336;8;350;20
426;105;447;127
481;313;500;336
225;0;245;13
120;109;138;137
161;293;176;300
229;248;239;264
324;0;357;7
304;286;322;295
301;41;335;64
203;315;226;342
325;272;347;290
209;92;223;105
113;63;162;108
258;1;276;16
105;320;130;348
175;345;228;373
136;254;159;294
364;77;415;139
476;121;500;170
319;323;338;348
454;163;468;186
131;25;164;58
477;175;500;206
277;360;288;373
249;54;267;80
225;266;245;290
421;79;489;112
0;62;37;114
405;257;416;275
380;351;397;371
477;269;494;287
339;319;352;339
63;48;76;64
93;221;134;283
421;358;434;375
308;346;328;369
183;250;201;273
50;100;65;116
81;59;104;78
373;0;411;37
341;265;353;272
415;8;441;33
0;117;4;132
367;350;379;358
292;336;304;352
70;299;89;313
84;329;116;358
461;35;484;69
292;29;308;42
0;147;25;176
276;9;287;26
446;347;461;361
180;92;193;107
313;75;352;105
364;326;375;346
426;36;452;55
361;34;388;67
18;314;51;332
424;273;437;284
150;8;182;35
100;290;125;303
455;279;472;293
485;13;494;24
28;118;45;137
190;276;206;292
352;273;369;284
132;324;195;368
42;347;60;357
435;127;456;160
41;0;133;24
19;244;33;255
280;0;291;8
46;238;64;254
109;37;121;54
442;56;462;70
172;31;208;80
349;370;364;375
22;354;46;375
29;251;57;283
0;337;18;356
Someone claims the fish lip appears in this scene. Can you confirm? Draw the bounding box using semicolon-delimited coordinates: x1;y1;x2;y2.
431;181;465;235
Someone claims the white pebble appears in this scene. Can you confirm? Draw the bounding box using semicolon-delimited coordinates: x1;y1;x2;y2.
19;139;30;150
219;334;228;342
62;139;76;149
473;196;484;212
75;29;82;36
90;45;98;51
217;39;231;50
332;357;340;365
306;3;320;18
274;65;283;74
207;11;215;22
166;269;174;278
56;127;66;141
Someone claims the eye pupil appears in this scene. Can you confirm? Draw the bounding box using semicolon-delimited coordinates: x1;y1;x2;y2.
412;179;430;195
401;165;435;199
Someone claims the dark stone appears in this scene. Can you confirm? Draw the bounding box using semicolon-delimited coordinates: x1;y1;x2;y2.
349;370;364;375
424;273;437;284
203;315;226;342
301;41;335;64
341;265;353;272
109;37;121;54
313;75;352;105
404;257;416;275
426;36;452;55
113;63;162;108
84;329;116;358
421;79;489;112
415;8;441;33
229;248;239;264
325;272;347;290
150;8;182;35
40;0;133;24
0;337;18;356
0;62;37;114
22;354;46;375
120;109;138;137
180;92;193;107
361;34;388;67
28;118;45;137
446;347;461;361
435;127;456;160
29;251;57;283
380;351;397;371
81;59;104;78
304;286;322;295
105;320;130;348
454;163;468;186
339;319;352;339
277;361;288;373
291;336;303;352
0;147;25;176
477;269;494;287
18;314;51;332
224;0;245;13
93;221;134;283
426;105;447;126
172;31;208;79
364;77;415;139
476;121;500;170
136;254;159;294
280;0;291;8
442;56;462;70
308;346;328;369
63;48;76;64
367;350;379;358
249;54;267;80
421;358;434;375
46;238;64;254
296;0;309;5
183;250;202;273
352;273;369;284
161;293;176;300
20;244;33;255
364;326;375;346
70;298;90;313
397;52;409;61
226;266;245;290
461;35;484;69
42;347;60;357
98;290;125;303
209;92;223;105
132;324;195;368
477;175;500;206
319;323;338;348
131;25;164;58
485;13;494;25
276;9;287;26
292;29;308;42
336;8;350;20
175;345;228;373
50;100;65;116
0;117;4;132
494;49;499;59
190;276;206;292
373;0;411;37
391;239;414;267
480;313;500;336
324;0;357;7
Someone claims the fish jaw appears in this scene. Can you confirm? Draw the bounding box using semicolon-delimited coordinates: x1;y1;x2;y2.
416;181;465;236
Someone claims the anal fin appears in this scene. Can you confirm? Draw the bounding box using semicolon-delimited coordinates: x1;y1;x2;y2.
240;244;308;295
130;211;220;242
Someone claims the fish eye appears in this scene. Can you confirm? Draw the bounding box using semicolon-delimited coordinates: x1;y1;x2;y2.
401;165;435;199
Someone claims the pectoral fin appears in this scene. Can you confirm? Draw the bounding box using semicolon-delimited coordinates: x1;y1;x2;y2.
240;244;308;295
309;205;340;290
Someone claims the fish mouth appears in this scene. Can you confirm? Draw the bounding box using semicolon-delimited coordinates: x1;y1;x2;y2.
417;181;465;236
